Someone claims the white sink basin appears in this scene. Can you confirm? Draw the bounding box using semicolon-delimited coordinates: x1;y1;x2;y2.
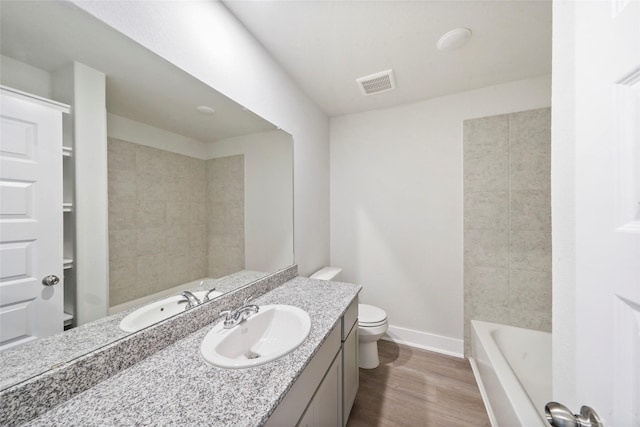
200;304;311;369
119;290;222;332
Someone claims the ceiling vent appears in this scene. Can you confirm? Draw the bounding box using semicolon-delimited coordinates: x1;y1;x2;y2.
356;69;396;96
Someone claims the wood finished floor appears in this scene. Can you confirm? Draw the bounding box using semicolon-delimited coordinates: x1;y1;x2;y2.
346;340;491;427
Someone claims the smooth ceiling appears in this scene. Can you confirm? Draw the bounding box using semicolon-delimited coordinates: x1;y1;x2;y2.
0;1;276;142
223;0;552;117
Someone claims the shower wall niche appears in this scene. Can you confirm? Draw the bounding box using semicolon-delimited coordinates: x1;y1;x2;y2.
463;108;551;354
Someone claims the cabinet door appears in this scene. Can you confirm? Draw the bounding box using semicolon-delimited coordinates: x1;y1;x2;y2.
314;349;342;427
342;325;359;425
0;89;65;350
297;404;314;427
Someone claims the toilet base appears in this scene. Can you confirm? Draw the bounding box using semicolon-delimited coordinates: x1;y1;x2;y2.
359;340;381;369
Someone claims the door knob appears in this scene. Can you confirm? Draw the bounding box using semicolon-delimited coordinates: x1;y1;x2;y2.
545;402;604;427
42;275;60;286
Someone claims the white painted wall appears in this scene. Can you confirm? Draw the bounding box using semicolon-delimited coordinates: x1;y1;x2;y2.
72;0;330;276
550;0;577;407
53;62;109;326
107;113;209;159
0;54;52;99
330;75;552;355
208;131;294;273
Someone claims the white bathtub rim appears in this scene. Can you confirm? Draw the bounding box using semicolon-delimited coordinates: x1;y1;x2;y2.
108;277;217;315
471;320;549;427
469;355;499;427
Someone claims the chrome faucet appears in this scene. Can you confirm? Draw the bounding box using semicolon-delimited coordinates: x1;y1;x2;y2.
219;296;259;329
179;291;201;309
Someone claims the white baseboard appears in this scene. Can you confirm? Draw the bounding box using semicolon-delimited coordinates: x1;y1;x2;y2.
381;325;464;358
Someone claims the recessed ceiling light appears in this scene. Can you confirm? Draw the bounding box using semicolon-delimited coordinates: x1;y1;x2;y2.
437;28;472;52
196;105;216;115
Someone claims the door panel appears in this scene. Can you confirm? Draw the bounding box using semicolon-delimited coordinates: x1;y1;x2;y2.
562;0;640;424
0;89;66;350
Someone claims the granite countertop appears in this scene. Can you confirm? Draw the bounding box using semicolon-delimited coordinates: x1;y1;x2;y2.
26;277;361;427
0;271;268;391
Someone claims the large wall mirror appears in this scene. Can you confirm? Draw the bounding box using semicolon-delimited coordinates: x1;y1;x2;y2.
0;1;293;390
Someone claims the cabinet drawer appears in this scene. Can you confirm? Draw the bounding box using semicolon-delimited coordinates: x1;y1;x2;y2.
341;297;358;341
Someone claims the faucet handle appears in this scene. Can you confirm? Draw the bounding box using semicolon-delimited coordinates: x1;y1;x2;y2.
243;294;254;306
203;288;218;303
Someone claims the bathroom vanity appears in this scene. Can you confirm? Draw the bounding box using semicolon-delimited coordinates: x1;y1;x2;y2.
14;275;360;426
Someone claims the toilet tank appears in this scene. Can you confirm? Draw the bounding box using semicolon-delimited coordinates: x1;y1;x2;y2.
309;267;343;281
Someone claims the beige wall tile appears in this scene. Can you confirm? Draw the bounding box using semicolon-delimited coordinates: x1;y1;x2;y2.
191;201;207;225
137;253;168;293
511;190;551;231
166;201;190;226
136;227;165;256
165;224;190;255
463;114;509;160
189;250;207;280
136;145;165;176
165;175;191;202
107;138;136;171
109;257;137;306
464;192;508;231
136;200;166;228
510;269;552;313
510;230;552;271
464;152;509;192
165;253;191;287
465;266;510;309
464;229;509;268
108;141;245;307
509;108;551;157
108;198;136;231
109;230;136;261
190;224;207;250
509;309;552;332
137;171;166;202
108;169;136;200
463;108;551;349
510;151;550;191
164;151;191;179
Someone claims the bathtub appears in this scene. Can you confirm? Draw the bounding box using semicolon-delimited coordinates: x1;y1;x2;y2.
469;320;551;427
108;277;217;315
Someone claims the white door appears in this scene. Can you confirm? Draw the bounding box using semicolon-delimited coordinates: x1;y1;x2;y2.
0;87;67;350
553;0;640;425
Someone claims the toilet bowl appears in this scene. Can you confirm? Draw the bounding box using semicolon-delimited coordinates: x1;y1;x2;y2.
309;267;389;369
357;303;389;369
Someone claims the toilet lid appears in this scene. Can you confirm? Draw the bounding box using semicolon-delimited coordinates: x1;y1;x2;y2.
358;304;387;326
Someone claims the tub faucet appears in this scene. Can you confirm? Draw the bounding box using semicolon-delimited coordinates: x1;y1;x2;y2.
219;296;259;329
179;291;201;309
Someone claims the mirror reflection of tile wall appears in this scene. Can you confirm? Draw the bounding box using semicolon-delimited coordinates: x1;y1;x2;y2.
107;139;244;307
207;155;244;278
463;108;551;355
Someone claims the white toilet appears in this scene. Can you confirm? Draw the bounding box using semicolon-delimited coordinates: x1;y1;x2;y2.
309;267;389;369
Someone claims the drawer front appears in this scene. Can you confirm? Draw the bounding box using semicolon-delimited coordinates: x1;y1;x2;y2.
342;297;358;341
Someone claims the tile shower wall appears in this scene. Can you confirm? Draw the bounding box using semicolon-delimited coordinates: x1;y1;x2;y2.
107;139;244;306
463;108;551;353
207;155;244;278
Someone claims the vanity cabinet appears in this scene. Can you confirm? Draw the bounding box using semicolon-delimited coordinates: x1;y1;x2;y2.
266;298;359;427
297;349;342;427
341;300;359;426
